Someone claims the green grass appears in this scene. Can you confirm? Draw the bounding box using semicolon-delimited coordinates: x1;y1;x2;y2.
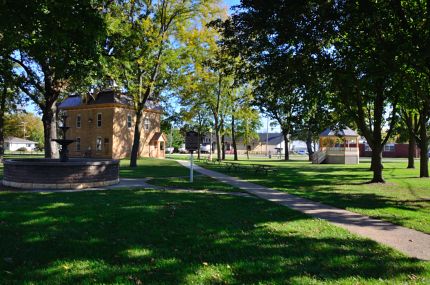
0;189;429;284
120;158;243;192
198;158;430;234
148;175;244;192
120;158;193;178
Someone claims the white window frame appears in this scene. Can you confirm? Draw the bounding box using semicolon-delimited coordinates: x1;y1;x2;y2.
97;113;102;128
76;114;81;128
127;114;132;128
76;137;81;151
384;144;395;152
144;118;150;130
96;137;102;151
364;144;372;152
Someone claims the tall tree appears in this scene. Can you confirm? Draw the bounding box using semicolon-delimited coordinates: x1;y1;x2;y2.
0;0;105;158
105;0;219;167
390;0;430;177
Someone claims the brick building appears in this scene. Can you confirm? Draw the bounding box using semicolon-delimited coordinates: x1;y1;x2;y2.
359;143;420;158
59;89;166;159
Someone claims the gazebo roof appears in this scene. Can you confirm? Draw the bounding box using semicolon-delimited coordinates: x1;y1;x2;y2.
319;127;359;138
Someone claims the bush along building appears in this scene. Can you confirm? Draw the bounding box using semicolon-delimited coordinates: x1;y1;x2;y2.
59;89;166;159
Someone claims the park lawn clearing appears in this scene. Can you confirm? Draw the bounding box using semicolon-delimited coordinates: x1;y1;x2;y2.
120;158;194;178
197;159;430;234
119;158;242;192
147;175;244;192
0;189;429;284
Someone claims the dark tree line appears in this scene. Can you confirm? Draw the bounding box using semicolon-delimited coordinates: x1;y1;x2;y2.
217;0;430;182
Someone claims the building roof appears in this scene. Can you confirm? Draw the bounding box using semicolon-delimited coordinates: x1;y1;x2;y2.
257;133;284;145
320;127;359;137
150;132;167;142
5;136;37;144
59;89;162;111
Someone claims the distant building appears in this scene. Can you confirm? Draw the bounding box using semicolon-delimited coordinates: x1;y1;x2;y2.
202;133;287;155
59;89;166;159
4;137;37;151
359;143;420;158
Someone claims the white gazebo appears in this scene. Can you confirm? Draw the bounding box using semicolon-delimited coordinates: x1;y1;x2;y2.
313;127;360;164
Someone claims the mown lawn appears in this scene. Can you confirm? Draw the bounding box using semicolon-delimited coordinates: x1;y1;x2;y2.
120;158;241;192
0;190;429;284
197;158;430;234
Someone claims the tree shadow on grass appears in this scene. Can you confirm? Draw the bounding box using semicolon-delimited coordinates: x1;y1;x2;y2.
0;190;428;284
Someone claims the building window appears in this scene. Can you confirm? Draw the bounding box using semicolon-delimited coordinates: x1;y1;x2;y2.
144;118;150;130
76;114;81;128
365;144;372;152
160;141;164;151
26;144;31;147
127;114;132;128
76;137;81;151
96;137;102;151
384;144;395;152
97;113;102;127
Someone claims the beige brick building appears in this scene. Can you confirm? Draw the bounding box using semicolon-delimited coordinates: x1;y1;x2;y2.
59;89;166;159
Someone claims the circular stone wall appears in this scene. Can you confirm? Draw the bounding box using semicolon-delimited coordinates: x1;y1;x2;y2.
2;158;120;189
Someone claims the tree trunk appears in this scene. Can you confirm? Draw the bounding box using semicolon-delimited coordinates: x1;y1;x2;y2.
231;114;238;161
130;107;143;167
418;105;429;177
282;131;289;160
41;102;59;159
221;134;225;160
197;132;201;160
370;147;385;183
419;140;429;178
306;129;314;161
214;116;221;161
407;135;416;169
0;85;6;161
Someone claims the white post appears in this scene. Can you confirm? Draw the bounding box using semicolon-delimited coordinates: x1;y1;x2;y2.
190;151;194;183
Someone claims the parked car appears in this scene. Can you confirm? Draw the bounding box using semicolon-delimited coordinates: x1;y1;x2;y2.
166;147;174;154
200;144;211;153
179;147;188;154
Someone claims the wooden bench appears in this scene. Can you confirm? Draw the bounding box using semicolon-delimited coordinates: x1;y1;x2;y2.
251;164;279;175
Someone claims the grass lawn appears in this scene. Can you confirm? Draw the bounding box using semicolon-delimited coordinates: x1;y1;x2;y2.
0;189;429;284
197;158;430;234
119;158;241;192
148;175;244;192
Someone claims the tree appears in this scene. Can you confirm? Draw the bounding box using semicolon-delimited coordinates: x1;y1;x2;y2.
235;107;260;160
4;112;44;147
176;7;232;162
0;58;22;159
0;0;105;158
104;0;219;167
389;0;430;177
217;1;336;161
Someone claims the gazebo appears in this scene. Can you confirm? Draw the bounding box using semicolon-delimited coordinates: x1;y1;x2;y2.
313;127;360;164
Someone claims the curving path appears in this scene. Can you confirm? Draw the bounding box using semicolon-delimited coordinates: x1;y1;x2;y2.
177;160;430;261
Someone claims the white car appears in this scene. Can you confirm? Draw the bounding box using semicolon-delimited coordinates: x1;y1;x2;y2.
166;147;174;154
200;144;211;153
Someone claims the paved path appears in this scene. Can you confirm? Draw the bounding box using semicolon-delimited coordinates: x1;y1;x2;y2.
177;160;430;260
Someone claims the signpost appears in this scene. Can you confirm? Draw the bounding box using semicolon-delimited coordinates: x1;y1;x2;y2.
185;131;199;183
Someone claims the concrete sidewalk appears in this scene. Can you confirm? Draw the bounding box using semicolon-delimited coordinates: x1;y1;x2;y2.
177;160;430;260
